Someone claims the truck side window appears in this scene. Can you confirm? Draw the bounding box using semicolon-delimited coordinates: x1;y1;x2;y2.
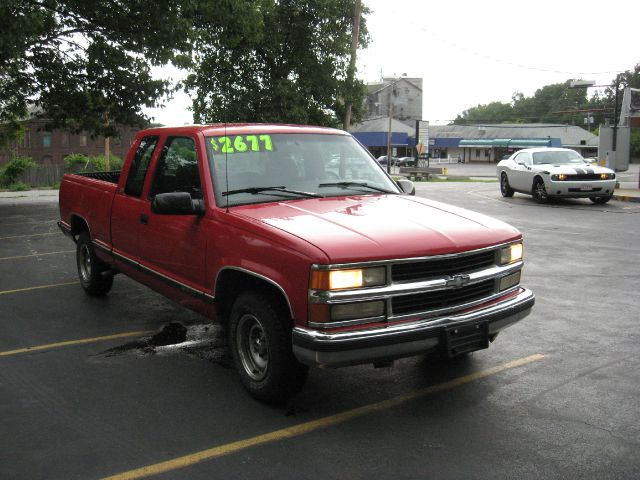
125;136;159;197
150;136;202;199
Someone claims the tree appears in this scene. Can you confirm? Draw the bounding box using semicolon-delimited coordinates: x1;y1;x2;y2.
185;0;369;127
0;0;195;148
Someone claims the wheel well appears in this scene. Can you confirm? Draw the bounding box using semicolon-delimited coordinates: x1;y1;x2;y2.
215;269;292;325
70;215;89;237
532;175;544;189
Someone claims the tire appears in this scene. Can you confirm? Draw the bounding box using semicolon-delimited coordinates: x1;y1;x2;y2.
229;291;308;403
500;173;514;197
76;230;113;296
589;195;612;204
532;178;549;204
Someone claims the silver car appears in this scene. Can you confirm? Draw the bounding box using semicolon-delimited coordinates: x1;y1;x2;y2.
497;148;616;204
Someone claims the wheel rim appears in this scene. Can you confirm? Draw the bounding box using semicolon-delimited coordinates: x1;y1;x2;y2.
79;244;92;283
236;314;269;381
535;181;547;200
501;175;508;193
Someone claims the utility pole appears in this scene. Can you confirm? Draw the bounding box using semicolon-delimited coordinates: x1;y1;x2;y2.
343;0;362;131
386;84;394;174
612;74;621;152
104;112;110;171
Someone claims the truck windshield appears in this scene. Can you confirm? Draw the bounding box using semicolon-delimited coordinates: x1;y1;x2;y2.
206;133;400;207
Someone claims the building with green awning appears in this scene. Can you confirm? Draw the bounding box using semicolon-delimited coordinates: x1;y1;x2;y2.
427;124;597;163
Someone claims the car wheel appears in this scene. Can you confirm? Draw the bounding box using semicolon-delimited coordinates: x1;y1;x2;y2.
500;173;514;197
76;230;113;296
589;195;612;204
229;291;308;403
532;178;549;204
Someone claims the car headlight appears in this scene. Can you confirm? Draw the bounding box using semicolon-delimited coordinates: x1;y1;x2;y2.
310;266;386;291
498;242;523;265
600;173;615;180
551;174;568;181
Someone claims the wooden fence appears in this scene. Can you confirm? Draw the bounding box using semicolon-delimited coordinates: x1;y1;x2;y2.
17;165;66;187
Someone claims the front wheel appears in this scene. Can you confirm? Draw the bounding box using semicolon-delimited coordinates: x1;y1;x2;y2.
532;178;549;204
76;230;113;296
229;291;308;403
500;173;514;197
589;195;612;204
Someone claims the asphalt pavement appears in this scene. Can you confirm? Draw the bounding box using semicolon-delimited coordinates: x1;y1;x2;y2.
1;184;639;480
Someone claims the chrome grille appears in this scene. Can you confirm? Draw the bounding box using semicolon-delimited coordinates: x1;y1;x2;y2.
392;279;496;316
391;250;496;283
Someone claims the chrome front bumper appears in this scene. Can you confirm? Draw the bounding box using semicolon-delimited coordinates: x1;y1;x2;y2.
292;288;535;368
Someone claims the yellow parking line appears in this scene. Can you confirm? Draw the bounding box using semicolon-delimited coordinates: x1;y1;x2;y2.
102;353;546;480
0;250;74;261
0;331;154;357
0;280;78;296
0;232;58;240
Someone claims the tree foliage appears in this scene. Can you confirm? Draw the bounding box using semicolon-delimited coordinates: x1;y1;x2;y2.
0;0;195;148
454;64;640;139
185;0;369;127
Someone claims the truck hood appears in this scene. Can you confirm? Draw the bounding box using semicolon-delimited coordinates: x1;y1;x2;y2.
231;195;520;263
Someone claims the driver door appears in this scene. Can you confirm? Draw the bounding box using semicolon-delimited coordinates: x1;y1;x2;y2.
138;135;208;292
509;152;533;191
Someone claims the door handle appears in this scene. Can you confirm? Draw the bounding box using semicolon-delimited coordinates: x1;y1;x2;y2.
140;214;149;225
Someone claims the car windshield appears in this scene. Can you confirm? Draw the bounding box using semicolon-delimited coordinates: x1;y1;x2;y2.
206;133;399;207
532;150;586;165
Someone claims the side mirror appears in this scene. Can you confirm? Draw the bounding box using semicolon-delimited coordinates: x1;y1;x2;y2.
152;192;204;215
396;179;415;196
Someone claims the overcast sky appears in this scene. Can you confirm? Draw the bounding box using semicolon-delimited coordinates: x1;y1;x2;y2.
144;0;639;126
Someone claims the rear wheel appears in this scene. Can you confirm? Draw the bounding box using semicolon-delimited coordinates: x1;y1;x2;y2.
229;291;308;403
589;195;612;204
500;173;514;197
76;230;113;296
532;178;549;204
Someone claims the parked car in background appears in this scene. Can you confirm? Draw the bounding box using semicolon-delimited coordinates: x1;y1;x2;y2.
396;156;413;167
376;155;399;166
497;148;616;204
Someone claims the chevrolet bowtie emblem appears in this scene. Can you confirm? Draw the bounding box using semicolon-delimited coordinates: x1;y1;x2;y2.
445;274;471;288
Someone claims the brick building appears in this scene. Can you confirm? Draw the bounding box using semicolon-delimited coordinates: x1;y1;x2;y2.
0;117;140;166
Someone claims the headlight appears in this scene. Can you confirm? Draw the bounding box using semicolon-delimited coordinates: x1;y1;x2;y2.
310;266;386;291
551;174;568;181
600;173;615;180
498;242;523;265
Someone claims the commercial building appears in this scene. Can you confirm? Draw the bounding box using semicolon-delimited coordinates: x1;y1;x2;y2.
351;122;599;162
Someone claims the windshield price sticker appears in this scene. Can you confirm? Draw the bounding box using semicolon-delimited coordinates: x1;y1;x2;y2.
210;135;274;154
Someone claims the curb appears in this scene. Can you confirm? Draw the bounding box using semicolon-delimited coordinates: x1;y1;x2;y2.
612;193;640;203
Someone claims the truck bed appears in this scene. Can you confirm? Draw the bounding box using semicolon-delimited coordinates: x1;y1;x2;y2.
59;172;120;248
76;171;121;184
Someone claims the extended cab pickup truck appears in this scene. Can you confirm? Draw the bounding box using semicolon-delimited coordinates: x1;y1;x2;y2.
58;124;535;402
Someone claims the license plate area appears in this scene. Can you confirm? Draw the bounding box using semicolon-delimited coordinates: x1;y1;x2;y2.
444;322;489;357
579;185;592;191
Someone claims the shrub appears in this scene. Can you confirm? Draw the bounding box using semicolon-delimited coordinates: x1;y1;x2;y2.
64;153;92;171
8;181;30;191
64;153;123;172
0;155;36;187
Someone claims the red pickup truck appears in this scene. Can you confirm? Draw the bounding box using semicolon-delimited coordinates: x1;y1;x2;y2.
58;124;534;402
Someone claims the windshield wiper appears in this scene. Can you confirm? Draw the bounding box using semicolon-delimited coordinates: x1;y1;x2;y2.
222;186;323;198
317;181;396;194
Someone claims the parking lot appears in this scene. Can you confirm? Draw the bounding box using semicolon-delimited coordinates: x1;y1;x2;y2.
2;183;639;480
